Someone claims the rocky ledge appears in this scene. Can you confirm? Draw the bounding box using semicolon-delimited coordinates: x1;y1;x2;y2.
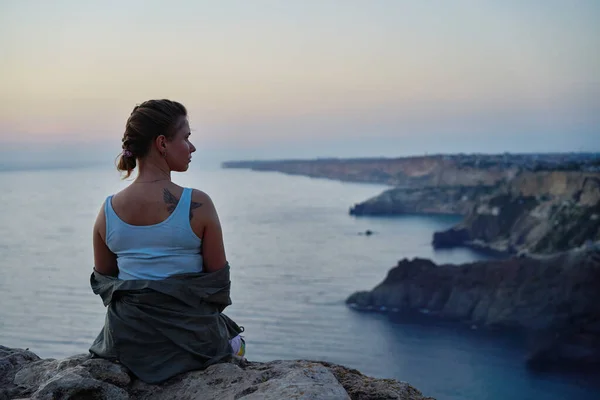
0;346;431;400
346;246;600;369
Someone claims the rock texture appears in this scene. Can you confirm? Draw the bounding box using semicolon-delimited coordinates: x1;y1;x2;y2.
0;346;432;400
346;245;600;368
0;346;40;400
433;172;600;254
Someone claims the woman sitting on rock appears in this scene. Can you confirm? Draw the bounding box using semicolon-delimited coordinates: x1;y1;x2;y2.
89;99;245;383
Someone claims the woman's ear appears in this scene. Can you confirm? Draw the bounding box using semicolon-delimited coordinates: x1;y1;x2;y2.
154;135;168;158
155;135;167;151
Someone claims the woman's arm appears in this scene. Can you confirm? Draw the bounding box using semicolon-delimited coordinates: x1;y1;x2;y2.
93;203;118;276
190;190;227;272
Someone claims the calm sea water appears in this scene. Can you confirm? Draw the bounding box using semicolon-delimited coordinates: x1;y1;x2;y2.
0;165;598;400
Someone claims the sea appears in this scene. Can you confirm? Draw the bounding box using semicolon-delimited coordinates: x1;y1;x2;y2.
0;164;598;400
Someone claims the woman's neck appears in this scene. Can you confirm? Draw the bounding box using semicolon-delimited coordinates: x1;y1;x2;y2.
135;158;171;183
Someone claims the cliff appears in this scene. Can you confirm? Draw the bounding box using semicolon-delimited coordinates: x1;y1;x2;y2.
0;346;432;400
433;172;600;254
346;245;600;369
223;156;517;187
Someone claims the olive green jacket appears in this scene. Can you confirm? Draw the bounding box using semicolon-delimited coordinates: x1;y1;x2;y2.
89;264;243;383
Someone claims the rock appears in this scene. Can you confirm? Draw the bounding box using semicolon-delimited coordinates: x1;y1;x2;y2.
0;347;430;400
346;247;600;369
14;354;92;390
322;362;434;400
7;350;130;400
432;228;470;248
31;368;129;400
130;360;350;400
81;359;131;387
0;346;40;400
0;346;40;385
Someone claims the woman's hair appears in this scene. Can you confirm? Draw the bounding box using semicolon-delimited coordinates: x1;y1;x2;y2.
116;99;187;178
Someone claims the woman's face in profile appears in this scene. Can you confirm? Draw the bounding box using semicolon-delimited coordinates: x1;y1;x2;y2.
168;116;196;172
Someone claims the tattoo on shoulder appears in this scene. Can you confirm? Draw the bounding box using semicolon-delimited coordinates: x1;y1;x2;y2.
163;189;179;213
189;200;203;221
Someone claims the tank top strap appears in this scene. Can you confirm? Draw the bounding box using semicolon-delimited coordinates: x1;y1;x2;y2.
172;187;192;221
104;195;115;239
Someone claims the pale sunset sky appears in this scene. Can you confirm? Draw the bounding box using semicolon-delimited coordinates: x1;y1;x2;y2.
1;0;599;166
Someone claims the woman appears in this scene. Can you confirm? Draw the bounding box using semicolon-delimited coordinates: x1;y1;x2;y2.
89;99;245;383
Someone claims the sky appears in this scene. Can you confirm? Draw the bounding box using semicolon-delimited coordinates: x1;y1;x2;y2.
1;0;599;166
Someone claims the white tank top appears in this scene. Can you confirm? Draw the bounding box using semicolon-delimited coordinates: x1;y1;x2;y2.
104;187;203;280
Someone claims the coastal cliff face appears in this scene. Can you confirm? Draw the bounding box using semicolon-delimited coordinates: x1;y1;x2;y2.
346;246;600;368
0;346;431;400
223;156;517;188
433;172;600;254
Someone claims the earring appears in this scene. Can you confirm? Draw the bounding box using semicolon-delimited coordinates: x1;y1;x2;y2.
162;151;167;158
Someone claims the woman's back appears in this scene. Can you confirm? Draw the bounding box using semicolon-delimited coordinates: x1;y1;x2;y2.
105;185;203;280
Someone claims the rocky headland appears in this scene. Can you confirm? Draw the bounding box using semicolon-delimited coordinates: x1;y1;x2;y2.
0;346;431;400
346;245;600;369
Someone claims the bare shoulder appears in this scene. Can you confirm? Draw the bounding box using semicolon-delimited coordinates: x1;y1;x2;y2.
189;188;220;222
93;199;108;239
191;189;216;209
